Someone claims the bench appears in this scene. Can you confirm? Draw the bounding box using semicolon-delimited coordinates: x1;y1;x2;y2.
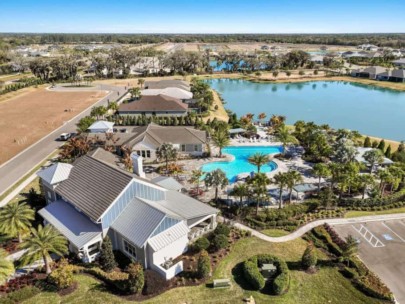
213;278;231;288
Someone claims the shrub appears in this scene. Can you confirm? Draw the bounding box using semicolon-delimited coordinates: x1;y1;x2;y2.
242;260;265;290
273;272;289;295
99;237;117;272
143;270;169;295
48;265;74;290
196;250;211;279
340;267;358;279
126;263;144;294
193;237;210;252
4;286;40;303
301;243;317;270
299;70;305;75
214;223;231;237
212;234;228;251
113;250;132;269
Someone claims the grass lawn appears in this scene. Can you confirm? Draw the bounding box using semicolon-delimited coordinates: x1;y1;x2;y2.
260;229;290;237
21;237;380;304
345;207;405;218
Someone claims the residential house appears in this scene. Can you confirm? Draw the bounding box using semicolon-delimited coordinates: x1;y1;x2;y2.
355;147;393;169
37;151;218;279
310;55;324;65
144;80;191;91
392;58;405;68
351;66;387;79
118;95;189;117
390;69;405;82
88;121;115;133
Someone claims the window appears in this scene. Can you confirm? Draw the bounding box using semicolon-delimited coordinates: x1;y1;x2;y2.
181;144;186;152
47;191;52;199
123;239;137;259
141;150;146;157
194;145;199;152
146;150;151;158
136;151;141;156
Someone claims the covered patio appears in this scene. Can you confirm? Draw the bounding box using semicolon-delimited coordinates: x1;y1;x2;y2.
38;200;103;262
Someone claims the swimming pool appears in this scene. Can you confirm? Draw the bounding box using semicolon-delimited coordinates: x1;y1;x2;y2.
201;146;282;183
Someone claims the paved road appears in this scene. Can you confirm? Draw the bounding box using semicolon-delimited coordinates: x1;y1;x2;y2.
0;84;126;197
227;213;405;242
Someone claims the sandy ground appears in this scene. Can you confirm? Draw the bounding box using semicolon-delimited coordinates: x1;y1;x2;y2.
0;88;107;164
205;90;229;123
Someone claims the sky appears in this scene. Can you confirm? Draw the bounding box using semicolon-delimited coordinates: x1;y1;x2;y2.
0;0;404;34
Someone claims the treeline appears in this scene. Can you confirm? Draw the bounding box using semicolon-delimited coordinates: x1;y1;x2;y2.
1;33;405;48
0;77;45;95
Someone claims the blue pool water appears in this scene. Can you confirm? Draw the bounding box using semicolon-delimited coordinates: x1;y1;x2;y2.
206;79;405;141
201;146;282;183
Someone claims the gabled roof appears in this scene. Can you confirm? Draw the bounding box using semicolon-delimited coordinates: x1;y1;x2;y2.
392;69;405;78
55;155;133;222
363;66;387;74
38;200;102;249
355;147;393;166
88;121;114;130
118;95;188;113
148;221;189;251
111;197;167;248
151;176;184;191
37;163;73;185
141;88;193;100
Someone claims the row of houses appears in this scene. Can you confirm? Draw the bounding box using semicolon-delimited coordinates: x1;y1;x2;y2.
118;80;195;117
351;66;405;82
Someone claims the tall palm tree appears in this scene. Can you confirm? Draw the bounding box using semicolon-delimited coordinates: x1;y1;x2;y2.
156;143;177;175
129;87;141;99
137;78;145;89
19;225;68;275
269;115;286;130
230;183;249;206
0;249;14;284
257;113;267;125
211;130;230;157
312;163;331;193
189;169;204;195
248;153;269;173
204;169;229;203
286;171;304;203
274;124;298;155
358;174;375;199
248;173;270;215
272;172;289;209
0;202;35;243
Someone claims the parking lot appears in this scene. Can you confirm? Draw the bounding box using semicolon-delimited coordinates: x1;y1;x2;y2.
333;219;405;303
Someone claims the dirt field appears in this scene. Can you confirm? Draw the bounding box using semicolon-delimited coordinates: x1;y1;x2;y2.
0;88;107;164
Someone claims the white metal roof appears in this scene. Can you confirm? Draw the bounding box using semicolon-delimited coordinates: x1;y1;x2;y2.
151;176;184;191
355;147;394;165
88;121;114;130
141;88;193;100
37;163;73;185
148;221;189;252
111;197;167;248
38;200;102;249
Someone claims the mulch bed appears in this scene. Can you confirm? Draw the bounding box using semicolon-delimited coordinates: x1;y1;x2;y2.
57;281;78;296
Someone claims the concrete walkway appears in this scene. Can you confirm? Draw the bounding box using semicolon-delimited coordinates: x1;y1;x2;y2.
228;213;405;242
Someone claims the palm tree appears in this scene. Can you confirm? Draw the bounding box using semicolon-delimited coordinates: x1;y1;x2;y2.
257;112;267;125
269;115;286;130
312;163;331;193
248;173;270;215
121;145;133;172
230;183;249;206
272;172;289;209
358;174;375;199
211;130;230;157
378;169;394;196
286;171;304;203
363;149;384;173
0;202;35;243
204;169;229;203
248;153;269;173
156;143;177;175
0;249;14;283
137;78;145;89
19;225;68;275
341;235;358;266
274;124;298;155
189;169;204;195
129;87;141;99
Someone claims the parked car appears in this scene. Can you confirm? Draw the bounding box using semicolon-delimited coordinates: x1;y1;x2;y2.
59;133;71;141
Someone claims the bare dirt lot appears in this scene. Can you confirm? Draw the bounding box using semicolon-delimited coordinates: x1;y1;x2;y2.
0;88;107;164
333;219;405;303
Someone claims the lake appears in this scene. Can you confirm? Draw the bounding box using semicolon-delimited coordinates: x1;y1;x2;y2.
206;79;405;141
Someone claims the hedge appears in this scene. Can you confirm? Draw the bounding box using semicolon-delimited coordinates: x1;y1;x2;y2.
242;254;290;295
1;286;41;304
311;226;342;256
339;189;405;208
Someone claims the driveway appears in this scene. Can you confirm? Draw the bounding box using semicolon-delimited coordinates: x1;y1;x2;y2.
0;84;126;197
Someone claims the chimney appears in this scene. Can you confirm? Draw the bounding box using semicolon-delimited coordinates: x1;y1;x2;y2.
131;153;145;178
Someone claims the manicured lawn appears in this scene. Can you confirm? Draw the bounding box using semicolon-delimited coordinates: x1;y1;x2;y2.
345;207;405;218
22;237;380;304
260;228;290;237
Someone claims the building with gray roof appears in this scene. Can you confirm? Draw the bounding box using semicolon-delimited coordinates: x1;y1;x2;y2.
37;150;218;279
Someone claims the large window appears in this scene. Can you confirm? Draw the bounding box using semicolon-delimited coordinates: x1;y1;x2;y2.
123;239;137;259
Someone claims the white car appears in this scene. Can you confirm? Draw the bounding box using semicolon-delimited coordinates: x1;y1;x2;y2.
59;133;71;141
